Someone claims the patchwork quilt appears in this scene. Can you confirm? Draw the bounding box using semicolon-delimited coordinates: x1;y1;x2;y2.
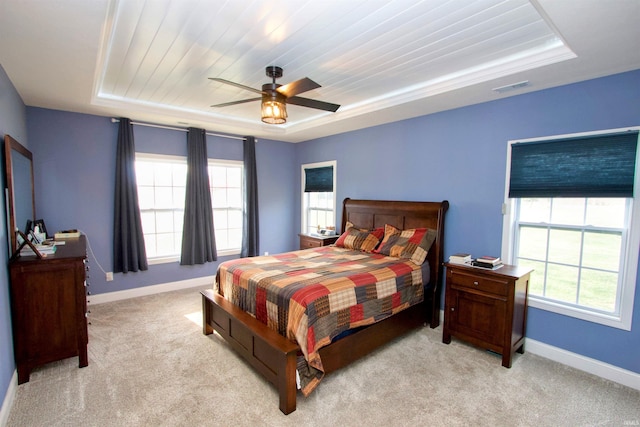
215;245;427;395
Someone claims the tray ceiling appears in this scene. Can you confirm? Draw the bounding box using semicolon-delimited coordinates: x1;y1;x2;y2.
1;0;639;142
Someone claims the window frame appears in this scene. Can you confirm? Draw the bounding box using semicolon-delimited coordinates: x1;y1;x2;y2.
301;160;337;235
501;127;640;330
135;153;244;264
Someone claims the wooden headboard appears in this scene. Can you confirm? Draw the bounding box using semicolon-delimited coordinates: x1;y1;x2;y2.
341;198;449;326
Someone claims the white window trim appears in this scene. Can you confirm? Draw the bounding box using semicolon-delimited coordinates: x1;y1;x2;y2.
301;160;337;234
136;153;243;264
501;126;640;331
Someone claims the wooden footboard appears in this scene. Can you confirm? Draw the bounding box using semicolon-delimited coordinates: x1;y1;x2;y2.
202;289;428;414
201;289;299;414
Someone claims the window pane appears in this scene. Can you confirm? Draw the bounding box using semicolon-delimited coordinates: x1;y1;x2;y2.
212;187;227;205
155;187;174;209
173;187;185;208
548;229;581;265
551;198;585;225
586;198;625;228
140;211;156;234
155;211;175;233
156;233;176;256
144;234;157;257
227;167;242;187
213;210;228;228
579;269;618;312
519;198;550;223
228;210;242;228
545;264;579;304
227;188;242;208
215;229;229;250
518;226;547;260
228;228;242;249
582;231;621;271
138;186;155;210
154;163;172;186
210;166;226;186
172;163;186;187
309;210;318;228
136;162;154;185
520;260;546;296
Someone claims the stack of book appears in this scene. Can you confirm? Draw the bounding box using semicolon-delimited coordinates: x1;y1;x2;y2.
472;256;503;269
449;253;472;265
21;243;57;257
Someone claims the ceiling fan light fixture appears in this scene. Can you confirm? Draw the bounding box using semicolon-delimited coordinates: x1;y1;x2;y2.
261;90;287;124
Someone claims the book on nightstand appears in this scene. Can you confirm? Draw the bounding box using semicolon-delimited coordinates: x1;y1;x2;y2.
471;255;503;269
449;253;472;265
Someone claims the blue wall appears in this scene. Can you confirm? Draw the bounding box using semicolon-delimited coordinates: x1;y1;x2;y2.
26;108;297;295
1;67;639;410
296;69;640;374
0;64;28;413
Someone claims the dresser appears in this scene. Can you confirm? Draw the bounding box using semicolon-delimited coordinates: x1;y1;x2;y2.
442;262;532;368
298;233;339;249
9;236;89;383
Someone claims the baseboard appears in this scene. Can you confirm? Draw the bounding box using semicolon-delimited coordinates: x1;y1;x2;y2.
526;338;640;391
436;309;639;392
0;370;17;427
88;275;215;305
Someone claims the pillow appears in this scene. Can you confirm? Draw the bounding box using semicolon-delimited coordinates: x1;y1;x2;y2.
335;221;384;252
375;224;437;265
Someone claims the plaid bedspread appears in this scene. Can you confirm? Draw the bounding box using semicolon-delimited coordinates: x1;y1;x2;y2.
215;245;426;396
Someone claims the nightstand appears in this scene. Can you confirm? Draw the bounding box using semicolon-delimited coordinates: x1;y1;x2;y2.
442;262;532;368
299;233;339;250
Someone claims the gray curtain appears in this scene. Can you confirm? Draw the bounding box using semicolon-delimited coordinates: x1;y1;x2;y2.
241;136;259;257
181;127;216;265
113;118;148;273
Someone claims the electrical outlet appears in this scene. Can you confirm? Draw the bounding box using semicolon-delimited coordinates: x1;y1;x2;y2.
264;251;269;256
106;272;113;281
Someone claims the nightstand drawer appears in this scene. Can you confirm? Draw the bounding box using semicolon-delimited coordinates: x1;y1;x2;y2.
298;234;338;249
300;236;322;249
450;270;509;296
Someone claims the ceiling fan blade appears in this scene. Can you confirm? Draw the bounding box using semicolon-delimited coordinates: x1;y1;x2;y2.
210;97;261;108
277;77;321;98
288;96;340;112
208;78;264;95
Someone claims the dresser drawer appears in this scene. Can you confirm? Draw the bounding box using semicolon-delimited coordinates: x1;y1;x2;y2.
449;270;509;296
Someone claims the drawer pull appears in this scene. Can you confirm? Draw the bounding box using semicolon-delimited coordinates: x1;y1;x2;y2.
451;307;455;311
474;281;479;286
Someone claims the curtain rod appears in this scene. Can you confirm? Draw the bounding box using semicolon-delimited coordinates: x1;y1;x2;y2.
110;118;250;141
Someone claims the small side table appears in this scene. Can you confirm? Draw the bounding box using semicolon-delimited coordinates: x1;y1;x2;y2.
442;262;532;368
299;233;339;250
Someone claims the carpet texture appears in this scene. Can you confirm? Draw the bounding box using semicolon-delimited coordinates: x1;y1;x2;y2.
6;287;640;426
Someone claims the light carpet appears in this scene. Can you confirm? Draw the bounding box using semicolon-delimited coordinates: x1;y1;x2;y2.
6;287;640;426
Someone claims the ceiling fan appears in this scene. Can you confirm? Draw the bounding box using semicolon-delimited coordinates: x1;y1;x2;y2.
209;66;340;124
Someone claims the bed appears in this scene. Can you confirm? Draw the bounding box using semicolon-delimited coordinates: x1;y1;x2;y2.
201;198;448;414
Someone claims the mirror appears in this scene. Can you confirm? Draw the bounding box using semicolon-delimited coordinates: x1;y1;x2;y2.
4;135;35;253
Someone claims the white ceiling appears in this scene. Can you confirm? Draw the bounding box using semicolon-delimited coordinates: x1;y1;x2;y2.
0;0;639;143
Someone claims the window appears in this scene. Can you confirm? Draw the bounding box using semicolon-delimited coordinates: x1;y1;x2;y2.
136;154;243;263
209;161;243;254
502;128;640;330
301;161;336;235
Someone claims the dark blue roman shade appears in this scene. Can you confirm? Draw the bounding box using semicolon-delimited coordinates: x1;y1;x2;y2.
304;166;334;192
509;131;639;198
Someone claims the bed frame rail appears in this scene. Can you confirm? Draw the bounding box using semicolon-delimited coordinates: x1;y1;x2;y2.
201;289;299;414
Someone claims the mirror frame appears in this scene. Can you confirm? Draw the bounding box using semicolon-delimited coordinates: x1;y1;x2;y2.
4;135;36;254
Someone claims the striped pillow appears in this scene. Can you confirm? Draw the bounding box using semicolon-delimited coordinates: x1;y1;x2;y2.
335;222;384;252
375;224;436;265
